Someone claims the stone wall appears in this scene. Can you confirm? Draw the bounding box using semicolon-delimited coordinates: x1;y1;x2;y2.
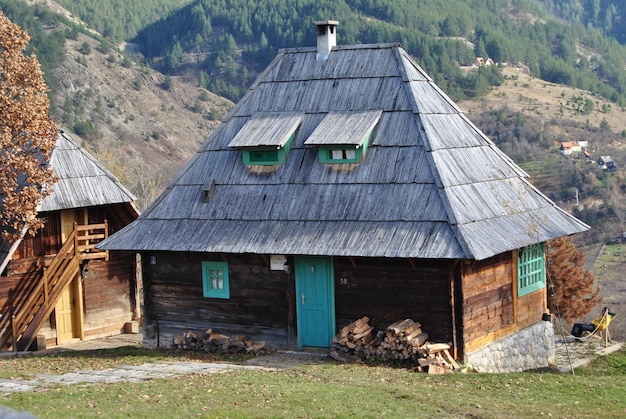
465;322;555;373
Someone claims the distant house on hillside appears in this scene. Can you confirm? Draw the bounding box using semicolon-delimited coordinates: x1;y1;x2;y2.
0;133;140;351
560;141;582;155
476;57;495;66
100;21;588;372
598;155;616;171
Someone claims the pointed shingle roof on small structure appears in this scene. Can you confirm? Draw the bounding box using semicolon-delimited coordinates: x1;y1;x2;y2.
1;132;137;272
38;133;136;211
100;42;587;261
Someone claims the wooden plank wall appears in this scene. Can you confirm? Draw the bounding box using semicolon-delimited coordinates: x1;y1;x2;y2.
82;256;135;336
461;253;515;352
88;203;138;235
142;252;292;347
14;212;61;259
517;288;547;329
333;257;454;342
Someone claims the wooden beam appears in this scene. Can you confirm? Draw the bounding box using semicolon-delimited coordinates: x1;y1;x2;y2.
449;263;457;360
512;250;519;324
464;323;517;353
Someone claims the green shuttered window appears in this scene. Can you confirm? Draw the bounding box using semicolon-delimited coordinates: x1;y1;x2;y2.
319;146;363;164
243;147;284;165
202;261;230;299
517;243;545;297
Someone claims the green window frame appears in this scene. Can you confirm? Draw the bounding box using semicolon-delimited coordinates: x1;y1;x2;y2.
244;148;281;165
242;132;295;166
319;146;363;164
202;261;230;299
517;243;545;297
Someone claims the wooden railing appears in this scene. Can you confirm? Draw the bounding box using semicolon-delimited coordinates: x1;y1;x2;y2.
5;221;108;351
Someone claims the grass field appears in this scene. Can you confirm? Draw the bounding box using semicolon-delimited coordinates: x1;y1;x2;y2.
592;243;626;340
2;346;625;418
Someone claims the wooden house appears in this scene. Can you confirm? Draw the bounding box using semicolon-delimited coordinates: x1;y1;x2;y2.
100;21;588;372
0;132;139;350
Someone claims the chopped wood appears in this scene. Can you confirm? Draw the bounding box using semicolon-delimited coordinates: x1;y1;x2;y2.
424;343;450;354
443;349;461;370
245;341;265;353
427;364;447;375
418;357;438;367
330;350;347;362
330;317;460;373
171;328;270;355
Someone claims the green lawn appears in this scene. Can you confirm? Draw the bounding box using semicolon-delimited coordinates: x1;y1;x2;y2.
2;347;626;418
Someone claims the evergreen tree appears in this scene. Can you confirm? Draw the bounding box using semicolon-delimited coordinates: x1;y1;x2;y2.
546;237;601;322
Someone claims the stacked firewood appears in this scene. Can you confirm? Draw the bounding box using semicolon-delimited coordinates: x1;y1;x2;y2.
330;316;375;362
415;342;460;374
172;329;268;355
365;318;429;362
330;317;460;373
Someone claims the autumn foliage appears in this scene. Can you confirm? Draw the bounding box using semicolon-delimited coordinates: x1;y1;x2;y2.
0;12;57;243
546;237;601;322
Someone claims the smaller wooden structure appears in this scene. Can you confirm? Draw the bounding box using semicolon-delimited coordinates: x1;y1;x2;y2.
0;133;139;350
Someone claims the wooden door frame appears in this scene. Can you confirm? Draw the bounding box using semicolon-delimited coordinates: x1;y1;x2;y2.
56;208;87;343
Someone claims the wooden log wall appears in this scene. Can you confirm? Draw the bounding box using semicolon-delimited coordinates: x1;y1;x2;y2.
461;253;515;353
88;203;138;235
142;252;292;347
517;287;547;330
82;255;135;336
13;212;61;260
333;257;455;343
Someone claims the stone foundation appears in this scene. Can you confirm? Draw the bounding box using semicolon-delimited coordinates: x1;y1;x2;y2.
465;322;555;373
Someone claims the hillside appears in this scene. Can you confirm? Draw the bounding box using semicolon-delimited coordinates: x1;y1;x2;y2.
51;25;232;210
460;66;626;247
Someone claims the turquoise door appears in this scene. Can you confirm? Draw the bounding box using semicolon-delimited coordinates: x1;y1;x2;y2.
295;256;335;349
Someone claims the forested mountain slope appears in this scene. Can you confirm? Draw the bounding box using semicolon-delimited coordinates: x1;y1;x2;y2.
5;0;232;210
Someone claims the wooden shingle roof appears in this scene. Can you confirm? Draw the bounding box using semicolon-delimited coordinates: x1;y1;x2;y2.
38;133;136;211
100;43;588;260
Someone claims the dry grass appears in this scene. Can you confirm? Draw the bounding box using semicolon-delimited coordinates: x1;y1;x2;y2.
459;67;626;137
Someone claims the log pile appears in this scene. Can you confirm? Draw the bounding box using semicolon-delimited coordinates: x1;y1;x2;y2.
330;317;460;373
172;329;269;355
415;343;460;374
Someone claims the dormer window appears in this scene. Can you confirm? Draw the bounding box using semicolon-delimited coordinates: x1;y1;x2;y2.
228;112;304;166
305;110;382;164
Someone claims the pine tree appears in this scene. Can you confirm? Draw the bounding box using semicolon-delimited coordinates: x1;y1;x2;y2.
546;237;602;322
0;12;57;244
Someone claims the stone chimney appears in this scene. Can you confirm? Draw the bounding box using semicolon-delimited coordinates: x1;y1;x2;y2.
314;20;339;60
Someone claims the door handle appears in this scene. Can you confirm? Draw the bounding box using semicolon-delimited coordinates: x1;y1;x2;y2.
301;293;306;304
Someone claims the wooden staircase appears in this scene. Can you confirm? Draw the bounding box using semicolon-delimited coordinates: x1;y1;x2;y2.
3;222;108;351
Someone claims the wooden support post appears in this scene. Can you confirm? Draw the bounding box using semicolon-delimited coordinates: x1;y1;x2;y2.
104;219;109;261
73;222;79;258
11;314;17;352
449;265;457;360
43;268;49;303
